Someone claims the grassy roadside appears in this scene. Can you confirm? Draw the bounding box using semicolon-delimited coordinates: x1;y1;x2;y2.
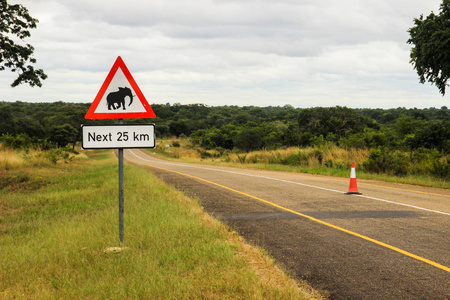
0;149;322;299
152;138;449;189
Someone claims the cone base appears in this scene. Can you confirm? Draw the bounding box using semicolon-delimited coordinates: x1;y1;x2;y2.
345;192;362;195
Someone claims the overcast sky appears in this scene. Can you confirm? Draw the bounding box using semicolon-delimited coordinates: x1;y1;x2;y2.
1;0;448;108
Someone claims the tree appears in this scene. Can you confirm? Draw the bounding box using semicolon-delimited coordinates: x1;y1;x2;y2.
49;124;78;147
298;106;367;138
233;127;263;152
0;104;15;135
0;0;47;87
407;0;450;95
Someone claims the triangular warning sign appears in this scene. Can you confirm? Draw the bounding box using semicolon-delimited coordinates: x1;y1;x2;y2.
85;56;156;119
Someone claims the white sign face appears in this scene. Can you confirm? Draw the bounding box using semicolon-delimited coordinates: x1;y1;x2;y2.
82;124;155;149
92;68;148;114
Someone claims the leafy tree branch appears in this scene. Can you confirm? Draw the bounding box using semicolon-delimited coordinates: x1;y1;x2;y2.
0;0;47;87
408;0;450;95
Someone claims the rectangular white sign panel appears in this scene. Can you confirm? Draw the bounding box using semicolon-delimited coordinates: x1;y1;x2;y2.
82;124;155;149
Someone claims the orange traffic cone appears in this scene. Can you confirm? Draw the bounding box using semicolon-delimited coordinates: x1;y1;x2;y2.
346;161;362;195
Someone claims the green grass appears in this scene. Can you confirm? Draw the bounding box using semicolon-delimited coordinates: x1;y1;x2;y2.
0;150;320;299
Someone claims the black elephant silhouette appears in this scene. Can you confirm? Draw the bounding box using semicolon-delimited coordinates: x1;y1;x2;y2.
107;87;134;110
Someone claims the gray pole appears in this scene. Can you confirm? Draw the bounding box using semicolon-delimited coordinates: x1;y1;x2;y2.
118;118;124;246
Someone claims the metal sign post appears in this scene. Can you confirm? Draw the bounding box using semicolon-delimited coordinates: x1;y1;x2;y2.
118;119;124;245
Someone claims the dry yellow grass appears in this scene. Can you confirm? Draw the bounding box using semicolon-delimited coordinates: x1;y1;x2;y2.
0;147;25;170
155;139;369;170
155;138;203;160
0;146;87;172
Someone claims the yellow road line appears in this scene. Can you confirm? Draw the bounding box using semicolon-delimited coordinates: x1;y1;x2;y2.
126;154;450;274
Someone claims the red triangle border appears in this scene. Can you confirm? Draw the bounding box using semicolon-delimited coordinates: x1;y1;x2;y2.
85;56;156;119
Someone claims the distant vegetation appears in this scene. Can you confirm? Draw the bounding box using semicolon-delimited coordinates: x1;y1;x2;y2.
1;101;449;180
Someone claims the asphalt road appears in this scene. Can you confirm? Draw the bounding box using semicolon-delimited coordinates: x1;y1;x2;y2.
125;149;450;299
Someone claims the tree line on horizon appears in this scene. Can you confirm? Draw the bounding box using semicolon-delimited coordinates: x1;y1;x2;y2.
0;101;448;154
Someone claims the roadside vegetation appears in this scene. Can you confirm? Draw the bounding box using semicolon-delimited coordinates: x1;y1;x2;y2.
0;146;321;299
153;137;449;189
1;101;448;186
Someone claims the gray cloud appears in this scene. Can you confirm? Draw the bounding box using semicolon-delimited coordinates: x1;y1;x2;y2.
0;0;446;108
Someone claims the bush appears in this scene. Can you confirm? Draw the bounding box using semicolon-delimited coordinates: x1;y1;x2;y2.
280;152;307;166
1;133;32;149
309;149;323;165
391;152;409;176
33;139;55;150
197;149;212;159
45;148;76;164
363;147;408;176
431;157;450;179
236;153;247;163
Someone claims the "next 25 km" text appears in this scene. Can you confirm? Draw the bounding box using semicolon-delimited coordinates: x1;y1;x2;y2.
87;131;151;142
